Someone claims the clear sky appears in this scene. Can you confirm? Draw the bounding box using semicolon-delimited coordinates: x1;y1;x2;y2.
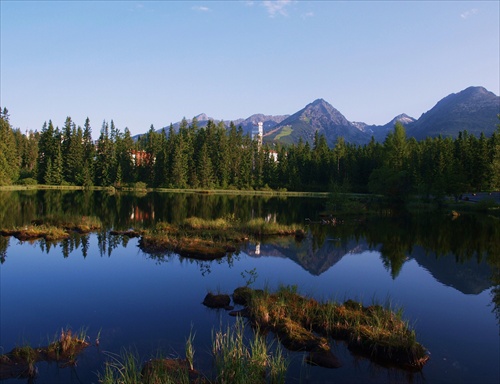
1;0;499;136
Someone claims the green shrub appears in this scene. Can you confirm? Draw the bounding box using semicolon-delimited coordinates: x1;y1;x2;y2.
134;182;147;190
16;177;37;185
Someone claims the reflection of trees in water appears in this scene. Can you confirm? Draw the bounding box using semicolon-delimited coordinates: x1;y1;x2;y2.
0;235;8;263
0;190;322;232
0;191;22;227
142;250;240;276
355;213;499;276
97;231;123;257
1;190;498;320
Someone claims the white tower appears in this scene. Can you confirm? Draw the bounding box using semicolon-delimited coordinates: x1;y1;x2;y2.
257;122;263;148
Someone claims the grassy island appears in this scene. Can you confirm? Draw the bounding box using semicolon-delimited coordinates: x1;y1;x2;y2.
0;216;102;242
138;217;305;260
230;285;429;371
0;329;90;381
99;286;428;384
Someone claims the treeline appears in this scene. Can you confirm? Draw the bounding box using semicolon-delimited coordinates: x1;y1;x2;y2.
1;108;499;198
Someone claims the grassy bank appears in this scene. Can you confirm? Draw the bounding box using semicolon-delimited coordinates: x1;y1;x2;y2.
0;184;328;198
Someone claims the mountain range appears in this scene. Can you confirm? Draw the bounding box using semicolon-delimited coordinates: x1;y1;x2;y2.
154;86;499;146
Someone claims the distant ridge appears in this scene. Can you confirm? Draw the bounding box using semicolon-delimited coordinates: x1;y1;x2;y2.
146;86;499;146
406;86;500;140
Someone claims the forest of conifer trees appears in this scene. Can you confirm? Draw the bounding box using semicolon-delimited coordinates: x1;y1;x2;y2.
1;108;499;200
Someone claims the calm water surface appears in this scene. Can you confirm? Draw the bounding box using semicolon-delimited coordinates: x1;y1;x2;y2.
0;191;498;383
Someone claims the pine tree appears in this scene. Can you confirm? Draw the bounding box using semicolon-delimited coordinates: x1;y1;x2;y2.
51;142;63;185
116;127;135;184
197;141;215;188
82;117;95;186
171;135;188;188
0;108;20;184
491;126;500;190
61;117;84;185
18;129;39;180
95;120;113;186
214;122;230;188
37;120;58;183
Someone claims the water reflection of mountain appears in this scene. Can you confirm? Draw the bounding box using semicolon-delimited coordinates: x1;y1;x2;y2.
245;238;493;295
245;236;371;276
410;245;492;295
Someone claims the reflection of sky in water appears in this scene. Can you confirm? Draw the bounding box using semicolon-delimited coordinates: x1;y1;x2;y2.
1;235;498;383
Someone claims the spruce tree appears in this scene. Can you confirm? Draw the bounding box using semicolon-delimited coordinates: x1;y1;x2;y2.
0;108;20;184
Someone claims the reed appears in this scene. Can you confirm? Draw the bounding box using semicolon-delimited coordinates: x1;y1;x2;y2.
235;286;429;370
212;319;287;384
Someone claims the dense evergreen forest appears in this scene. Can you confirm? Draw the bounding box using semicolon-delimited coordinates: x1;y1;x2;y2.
1;108;499;200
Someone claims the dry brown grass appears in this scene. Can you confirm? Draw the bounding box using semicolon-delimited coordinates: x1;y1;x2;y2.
235;286;429;371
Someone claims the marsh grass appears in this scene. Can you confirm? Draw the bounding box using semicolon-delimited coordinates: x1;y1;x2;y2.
212;319;287;384
139;217;304;260
0;224;70;241
0;327;90;381
240;218;303;237
97;323;285;384
0;215;101;241
45;328;90;365
99;350;194;384
185;328;195;371
99;350;143;384
237;286;429;370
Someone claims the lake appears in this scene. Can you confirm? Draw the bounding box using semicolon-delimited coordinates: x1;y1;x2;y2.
0;190;498;383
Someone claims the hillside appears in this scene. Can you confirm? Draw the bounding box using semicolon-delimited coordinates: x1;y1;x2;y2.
407;86;499;140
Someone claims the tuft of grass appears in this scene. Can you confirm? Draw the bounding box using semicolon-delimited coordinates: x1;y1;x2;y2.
212;319;287;384
98;350;143;384
185;327;195;371
241;218;303;237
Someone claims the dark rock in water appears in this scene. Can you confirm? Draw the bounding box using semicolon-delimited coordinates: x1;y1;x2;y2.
233;286;253;305
109;230;142;238
202;293;230;308
295;229;306;239
306;350;342;368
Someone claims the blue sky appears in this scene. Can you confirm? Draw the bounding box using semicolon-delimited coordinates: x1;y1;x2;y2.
1;1;499;136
